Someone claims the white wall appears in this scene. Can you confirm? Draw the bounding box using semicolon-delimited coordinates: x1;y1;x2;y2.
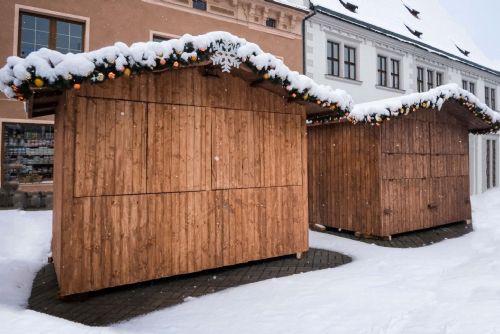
305;13;500;194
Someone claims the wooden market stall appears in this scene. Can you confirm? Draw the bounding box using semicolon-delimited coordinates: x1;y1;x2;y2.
0;32;351;296
307;88;500;238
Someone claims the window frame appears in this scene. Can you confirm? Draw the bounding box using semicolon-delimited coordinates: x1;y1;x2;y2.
152;34;171;42
265;17;277;28
492;88;496;110
462;80;468;90
327;41;340;77
417;66;424;92
427;70;434;90
192;0;207;11
18;11;85;57
436;72;443;87
485;86;491;107
469;82;476;95
377;55;387;87
486;139;497;189
344;45;356;80
390;59;400;89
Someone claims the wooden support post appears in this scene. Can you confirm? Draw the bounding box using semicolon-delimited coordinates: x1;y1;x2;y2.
465;219;472;225
296;252;302;260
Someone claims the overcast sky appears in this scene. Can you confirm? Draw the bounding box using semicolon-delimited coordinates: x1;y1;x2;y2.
440;0;500;61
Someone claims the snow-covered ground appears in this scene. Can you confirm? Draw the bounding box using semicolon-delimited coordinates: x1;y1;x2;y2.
1;188;500;333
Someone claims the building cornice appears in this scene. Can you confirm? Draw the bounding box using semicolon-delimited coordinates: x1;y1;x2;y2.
143;0;304;39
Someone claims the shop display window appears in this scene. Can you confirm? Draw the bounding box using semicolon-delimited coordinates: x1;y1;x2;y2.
3;123;54;186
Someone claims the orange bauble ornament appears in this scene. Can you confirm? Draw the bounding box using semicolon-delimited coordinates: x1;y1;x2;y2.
159;58;167;65
108;72;116;80
73;83;81;90
34;78;44;88
173;61;179;68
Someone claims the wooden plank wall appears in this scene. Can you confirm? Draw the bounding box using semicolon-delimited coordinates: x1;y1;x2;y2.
53;68;308;295
380;109;471;236
307;122;382;235
307;108;472;238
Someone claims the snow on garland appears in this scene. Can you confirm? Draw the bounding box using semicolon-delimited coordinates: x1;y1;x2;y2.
307;84;500;134
0;31;352;113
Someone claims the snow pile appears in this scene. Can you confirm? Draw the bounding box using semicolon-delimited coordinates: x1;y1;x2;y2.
0;210;51;308
3;188;500;333
0;31;352;111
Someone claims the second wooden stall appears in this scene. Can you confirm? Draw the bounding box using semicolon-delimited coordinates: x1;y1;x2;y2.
307;89;500;238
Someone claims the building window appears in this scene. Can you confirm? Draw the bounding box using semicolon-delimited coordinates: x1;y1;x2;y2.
469;82;475;95
436;72;443;86
485;87;491;107
327;41;340;77
152;35;170;42
265;18;277;28
492;89;496;110
344;46;356;80
19;12;84;57
462;80;476;94
377;55;387;86
3;123;54;186
391;59;400;89
417;67;424;92
427;70;434;90
192;0;207;11
486;139;497;189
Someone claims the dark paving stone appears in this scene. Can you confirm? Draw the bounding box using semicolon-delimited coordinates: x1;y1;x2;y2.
28;248;351;326
323;221;473;248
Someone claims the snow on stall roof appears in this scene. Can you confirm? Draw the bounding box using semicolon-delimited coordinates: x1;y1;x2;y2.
0;31;352;111
312;0;500;73
348;83;500;129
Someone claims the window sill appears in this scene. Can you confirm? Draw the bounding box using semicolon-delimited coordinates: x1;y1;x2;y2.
324;75;363;85
375;85;406;94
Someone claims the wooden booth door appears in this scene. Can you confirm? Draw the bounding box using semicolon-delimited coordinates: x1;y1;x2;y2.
381;111;471;236
73;97;147;197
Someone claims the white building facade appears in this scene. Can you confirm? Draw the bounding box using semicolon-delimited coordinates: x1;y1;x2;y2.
304;4;499;195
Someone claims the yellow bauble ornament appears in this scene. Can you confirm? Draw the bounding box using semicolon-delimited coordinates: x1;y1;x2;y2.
263;73;270;80
123;68;131;77
34;78;44;88
191;55;198;62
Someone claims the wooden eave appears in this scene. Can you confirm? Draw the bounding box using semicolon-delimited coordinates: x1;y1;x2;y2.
25;62;346;119
441;99;493;132
27;87;63;118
